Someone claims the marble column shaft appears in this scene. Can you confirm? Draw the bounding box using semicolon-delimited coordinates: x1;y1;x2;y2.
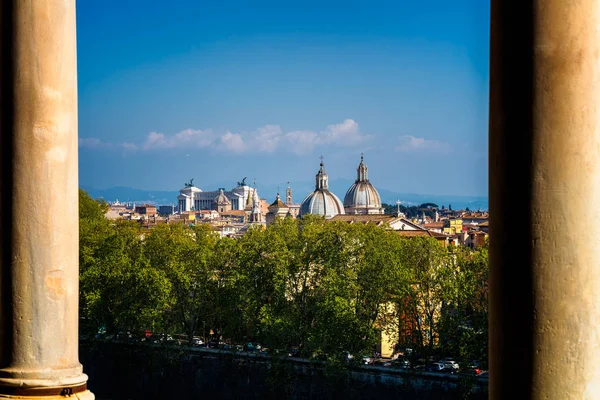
0;0;93;398
490;0;600;398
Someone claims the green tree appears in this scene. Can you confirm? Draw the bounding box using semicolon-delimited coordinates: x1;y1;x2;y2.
397;236;452;353
353;224;411;353
236;223;290;343
211;236;244;341
80;220;172;336
143;223;218;344
438;244;489;367
79;189;110;277
78;189;489;366
79;189;110;335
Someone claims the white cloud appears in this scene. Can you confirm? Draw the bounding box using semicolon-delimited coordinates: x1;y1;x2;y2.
79;138;136;151
143;132;166;149
321;119;368;146
285;130;319;154
121;142;138;151
79;137;109;148
218;132;245;153
79;119;373;155
283;119;371;154
395;135;452;154
142;129;214;150
253;125;282;153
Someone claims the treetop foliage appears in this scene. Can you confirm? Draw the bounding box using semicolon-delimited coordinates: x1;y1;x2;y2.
79;189;488;367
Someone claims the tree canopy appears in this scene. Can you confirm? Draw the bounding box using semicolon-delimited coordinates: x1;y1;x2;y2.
79;189;488;367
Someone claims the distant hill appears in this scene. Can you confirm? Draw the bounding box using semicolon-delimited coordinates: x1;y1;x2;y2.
82;182;488;211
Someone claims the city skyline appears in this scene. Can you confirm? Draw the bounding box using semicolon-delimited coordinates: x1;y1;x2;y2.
77;1;489;197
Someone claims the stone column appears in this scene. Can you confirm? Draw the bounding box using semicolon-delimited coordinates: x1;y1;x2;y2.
0;1;93;398
490;0;600;398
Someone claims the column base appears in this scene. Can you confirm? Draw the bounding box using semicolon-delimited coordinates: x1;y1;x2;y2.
0;383;93;399
0;390;93;399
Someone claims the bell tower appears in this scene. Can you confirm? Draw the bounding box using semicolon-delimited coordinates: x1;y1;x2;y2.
285;182;293;205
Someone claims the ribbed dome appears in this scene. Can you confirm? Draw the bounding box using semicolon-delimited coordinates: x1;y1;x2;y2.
214;189;230;204
300;159;345;219
343;155;384;215
300;190;345;218
344;181;382;208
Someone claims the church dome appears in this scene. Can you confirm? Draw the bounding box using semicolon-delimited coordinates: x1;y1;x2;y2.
300;191;345;218
300;159;345;219
343;155;384;215
344;181;382;209
214;189;230;205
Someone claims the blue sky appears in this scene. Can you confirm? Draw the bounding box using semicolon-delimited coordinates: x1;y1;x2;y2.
77;0;490;198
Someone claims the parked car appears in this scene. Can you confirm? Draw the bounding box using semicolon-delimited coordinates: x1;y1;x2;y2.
466;360;481;375
427;362;446;372
392;358;411;369
439;357;460;372
245;342;261;352
373;359;392;367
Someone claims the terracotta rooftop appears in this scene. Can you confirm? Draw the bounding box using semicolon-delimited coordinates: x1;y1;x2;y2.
329;214;396;225
220;210;247;217
395;230;432;237
429;230;452;238
395;230;452;240
460;212;489;218
423;222;444;229
268;199;288;209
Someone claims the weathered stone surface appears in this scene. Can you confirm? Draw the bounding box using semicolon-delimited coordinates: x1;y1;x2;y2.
489;0;600;398
0;0;92;397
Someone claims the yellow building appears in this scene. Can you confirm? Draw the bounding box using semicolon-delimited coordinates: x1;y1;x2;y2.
443;218;463;235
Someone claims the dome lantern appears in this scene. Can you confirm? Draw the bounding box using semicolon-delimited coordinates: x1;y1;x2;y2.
357;153;368;182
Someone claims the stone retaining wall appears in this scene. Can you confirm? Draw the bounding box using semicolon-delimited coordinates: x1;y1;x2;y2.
80;341;488;399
